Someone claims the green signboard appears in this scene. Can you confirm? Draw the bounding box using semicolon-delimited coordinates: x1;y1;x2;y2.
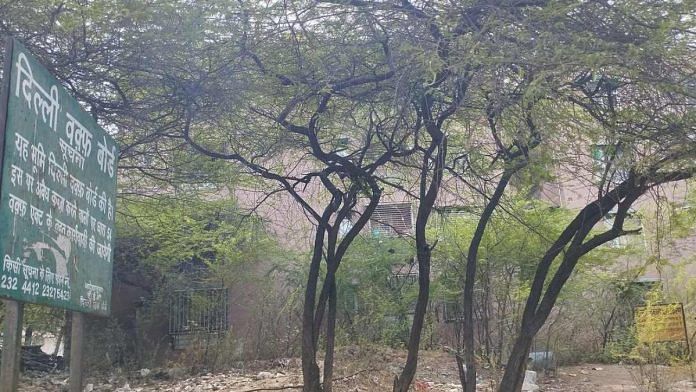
0;39;118;316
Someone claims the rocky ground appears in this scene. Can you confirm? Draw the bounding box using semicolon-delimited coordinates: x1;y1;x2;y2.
17;348;696;391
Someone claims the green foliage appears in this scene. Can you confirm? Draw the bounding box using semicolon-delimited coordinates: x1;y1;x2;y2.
20;305;65;339
666;181;696;239
431;196;657;364
331;235;419;347
602;292;690;368
84;317;132;372
106;195;290;365
116;195;276;276
434;199;574;286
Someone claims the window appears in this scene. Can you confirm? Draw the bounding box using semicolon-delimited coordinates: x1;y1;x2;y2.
338;219;354;237
630;277;662;305
335;135;351;157
592;144;630;185
602;207;642;248
388;261;418;289
169;287;228;349
435;206;474;228
442;300;464;323
432;206;476;241
370;202;413;236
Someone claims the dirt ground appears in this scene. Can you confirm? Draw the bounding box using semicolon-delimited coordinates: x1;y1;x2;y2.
18;348;696;391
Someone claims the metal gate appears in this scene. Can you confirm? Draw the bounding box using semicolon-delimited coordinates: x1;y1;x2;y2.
168;287;228;349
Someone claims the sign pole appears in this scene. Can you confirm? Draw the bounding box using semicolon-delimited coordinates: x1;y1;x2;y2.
0;299;24;392
0;35;21;392
680;303;691;359
69;311;84;392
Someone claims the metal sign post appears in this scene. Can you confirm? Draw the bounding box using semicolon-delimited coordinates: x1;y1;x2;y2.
0;299;23;392
69;312;84;392
0;37;22;392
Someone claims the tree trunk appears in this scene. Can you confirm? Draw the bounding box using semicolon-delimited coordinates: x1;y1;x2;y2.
302;221;329;392
461;170;515;392
24;326;33;345
323;279;337;392
393;247;431;392
461;325;477;392
394;137;446;392
302;297;323;392
498;334;533;392
498;180;649;392
309;189;381;392
455;354;467;388
53;324;65;357
64;311;72;368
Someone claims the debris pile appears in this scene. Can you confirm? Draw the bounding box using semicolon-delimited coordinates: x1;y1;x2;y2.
0;345;65;372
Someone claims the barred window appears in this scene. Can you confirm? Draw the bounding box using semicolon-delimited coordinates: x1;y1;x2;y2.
370;203;413;236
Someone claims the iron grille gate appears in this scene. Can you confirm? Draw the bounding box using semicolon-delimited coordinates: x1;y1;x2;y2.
168;287;229;349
